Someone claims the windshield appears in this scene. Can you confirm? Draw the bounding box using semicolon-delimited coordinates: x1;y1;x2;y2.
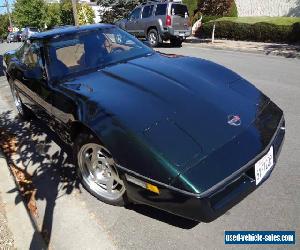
47;27;154;80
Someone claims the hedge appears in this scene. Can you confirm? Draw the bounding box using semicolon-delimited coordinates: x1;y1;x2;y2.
198;21;300;43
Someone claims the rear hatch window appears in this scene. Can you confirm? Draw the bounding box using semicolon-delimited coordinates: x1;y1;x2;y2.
171;4;189;17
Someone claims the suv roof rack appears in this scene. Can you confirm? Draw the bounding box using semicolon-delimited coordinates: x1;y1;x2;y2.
141;0;182;5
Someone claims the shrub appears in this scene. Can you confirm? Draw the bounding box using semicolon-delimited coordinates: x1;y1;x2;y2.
290;22;300;42
198;0;236;16
199;20;300;43
202;15;221;23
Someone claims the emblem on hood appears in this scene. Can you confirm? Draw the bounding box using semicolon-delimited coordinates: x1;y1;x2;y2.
228;115;241;126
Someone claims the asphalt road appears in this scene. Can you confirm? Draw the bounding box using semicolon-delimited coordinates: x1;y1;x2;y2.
0;42;299;249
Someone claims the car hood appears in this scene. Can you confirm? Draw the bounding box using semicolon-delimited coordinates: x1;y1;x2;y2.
60;53;270;184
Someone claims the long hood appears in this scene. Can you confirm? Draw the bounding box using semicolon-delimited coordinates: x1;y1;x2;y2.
60;53;270;180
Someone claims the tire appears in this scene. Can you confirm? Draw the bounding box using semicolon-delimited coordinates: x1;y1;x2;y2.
170;37;183;47
9;79;31;120
147;29;160;47
74;133;126;206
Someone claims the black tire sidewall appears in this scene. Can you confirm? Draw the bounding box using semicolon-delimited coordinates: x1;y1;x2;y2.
170;37;183;47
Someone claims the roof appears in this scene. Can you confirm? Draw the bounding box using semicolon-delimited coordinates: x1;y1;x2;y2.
30;24;115;40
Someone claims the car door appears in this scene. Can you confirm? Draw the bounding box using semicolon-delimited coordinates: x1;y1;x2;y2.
140;5;155;37
125;7;142;36
13;41;53;122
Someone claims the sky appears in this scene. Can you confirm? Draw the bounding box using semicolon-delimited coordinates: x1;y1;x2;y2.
0;0;14;15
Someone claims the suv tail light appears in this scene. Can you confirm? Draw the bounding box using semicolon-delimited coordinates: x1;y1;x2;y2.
166;15;172;26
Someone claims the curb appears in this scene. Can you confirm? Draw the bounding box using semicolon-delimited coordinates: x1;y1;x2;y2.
0;150;47;250
183;39;300;59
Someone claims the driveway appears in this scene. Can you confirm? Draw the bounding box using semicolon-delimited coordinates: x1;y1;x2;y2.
0;42;299;249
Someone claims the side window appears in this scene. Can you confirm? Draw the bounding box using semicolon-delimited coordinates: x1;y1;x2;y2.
129;8;141;20
23;43;41;68
155;4;167;16
17;43;30;59
142;5;154;18
54;39;85;70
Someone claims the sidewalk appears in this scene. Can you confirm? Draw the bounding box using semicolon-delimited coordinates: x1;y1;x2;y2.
0;150;46;250
0;186;15;249
184;37;300;59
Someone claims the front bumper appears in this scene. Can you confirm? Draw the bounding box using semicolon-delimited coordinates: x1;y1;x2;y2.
124;116;285;222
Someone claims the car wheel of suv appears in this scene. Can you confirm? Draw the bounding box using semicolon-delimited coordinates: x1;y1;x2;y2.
10;80;31;120
147;29;160;47
75;133;126;206
170;37;183;47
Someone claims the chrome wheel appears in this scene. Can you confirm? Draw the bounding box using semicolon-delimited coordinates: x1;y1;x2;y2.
78;143;125;201
11;85;24;116
147;29;159;47
148;33;157;45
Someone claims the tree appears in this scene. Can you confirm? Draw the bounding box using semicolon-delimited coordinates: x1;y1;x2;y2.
0;14;9;39
13;0;47;29
59;0;96;26
183;0;202;16
60;0;75;26
78;3;95;25
45;3;62;29
197;0;237;16
97;0;143;24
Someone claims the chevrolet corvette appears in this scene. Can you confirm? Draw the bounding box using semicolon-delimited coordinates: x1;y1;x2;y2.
3;24;285;222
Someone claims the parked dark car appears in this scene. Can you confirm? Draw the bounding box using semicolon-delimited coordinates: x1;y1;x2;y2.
15;31;22;42
116;0;191;47
6;32;16;43
3;24;285;222
21;27;39;41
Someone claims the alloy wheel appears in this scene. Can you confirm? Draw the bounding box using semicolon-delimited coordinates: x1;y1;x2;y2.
78;143;125;201
11;85;24;116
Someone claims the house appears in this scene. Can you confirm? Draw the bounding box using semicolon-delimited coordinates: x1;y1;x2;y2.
235;0;300;17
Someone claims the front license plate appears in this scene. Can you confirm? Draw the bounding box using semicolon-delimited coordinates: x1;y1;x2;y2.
255;146;274;185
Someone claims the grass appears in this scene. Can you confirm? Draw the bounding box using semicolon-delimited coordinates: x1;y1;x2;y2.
214;17;300;26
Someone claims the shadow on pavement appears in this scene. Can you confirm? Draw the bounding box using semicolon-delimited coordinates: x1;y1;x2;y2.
263;43;300;58
0;111;80;247
126;203;199;229
159;43;183;48
0;55;5;77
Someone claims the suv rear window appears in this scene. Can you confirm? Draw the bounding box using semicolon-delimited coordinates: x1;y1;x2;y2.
171;4;189;17
155;4;167;16
142;5;154;18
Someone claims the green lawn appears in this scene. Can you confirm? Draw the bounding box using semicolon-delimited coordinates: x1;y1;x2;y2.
214;17;300;26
